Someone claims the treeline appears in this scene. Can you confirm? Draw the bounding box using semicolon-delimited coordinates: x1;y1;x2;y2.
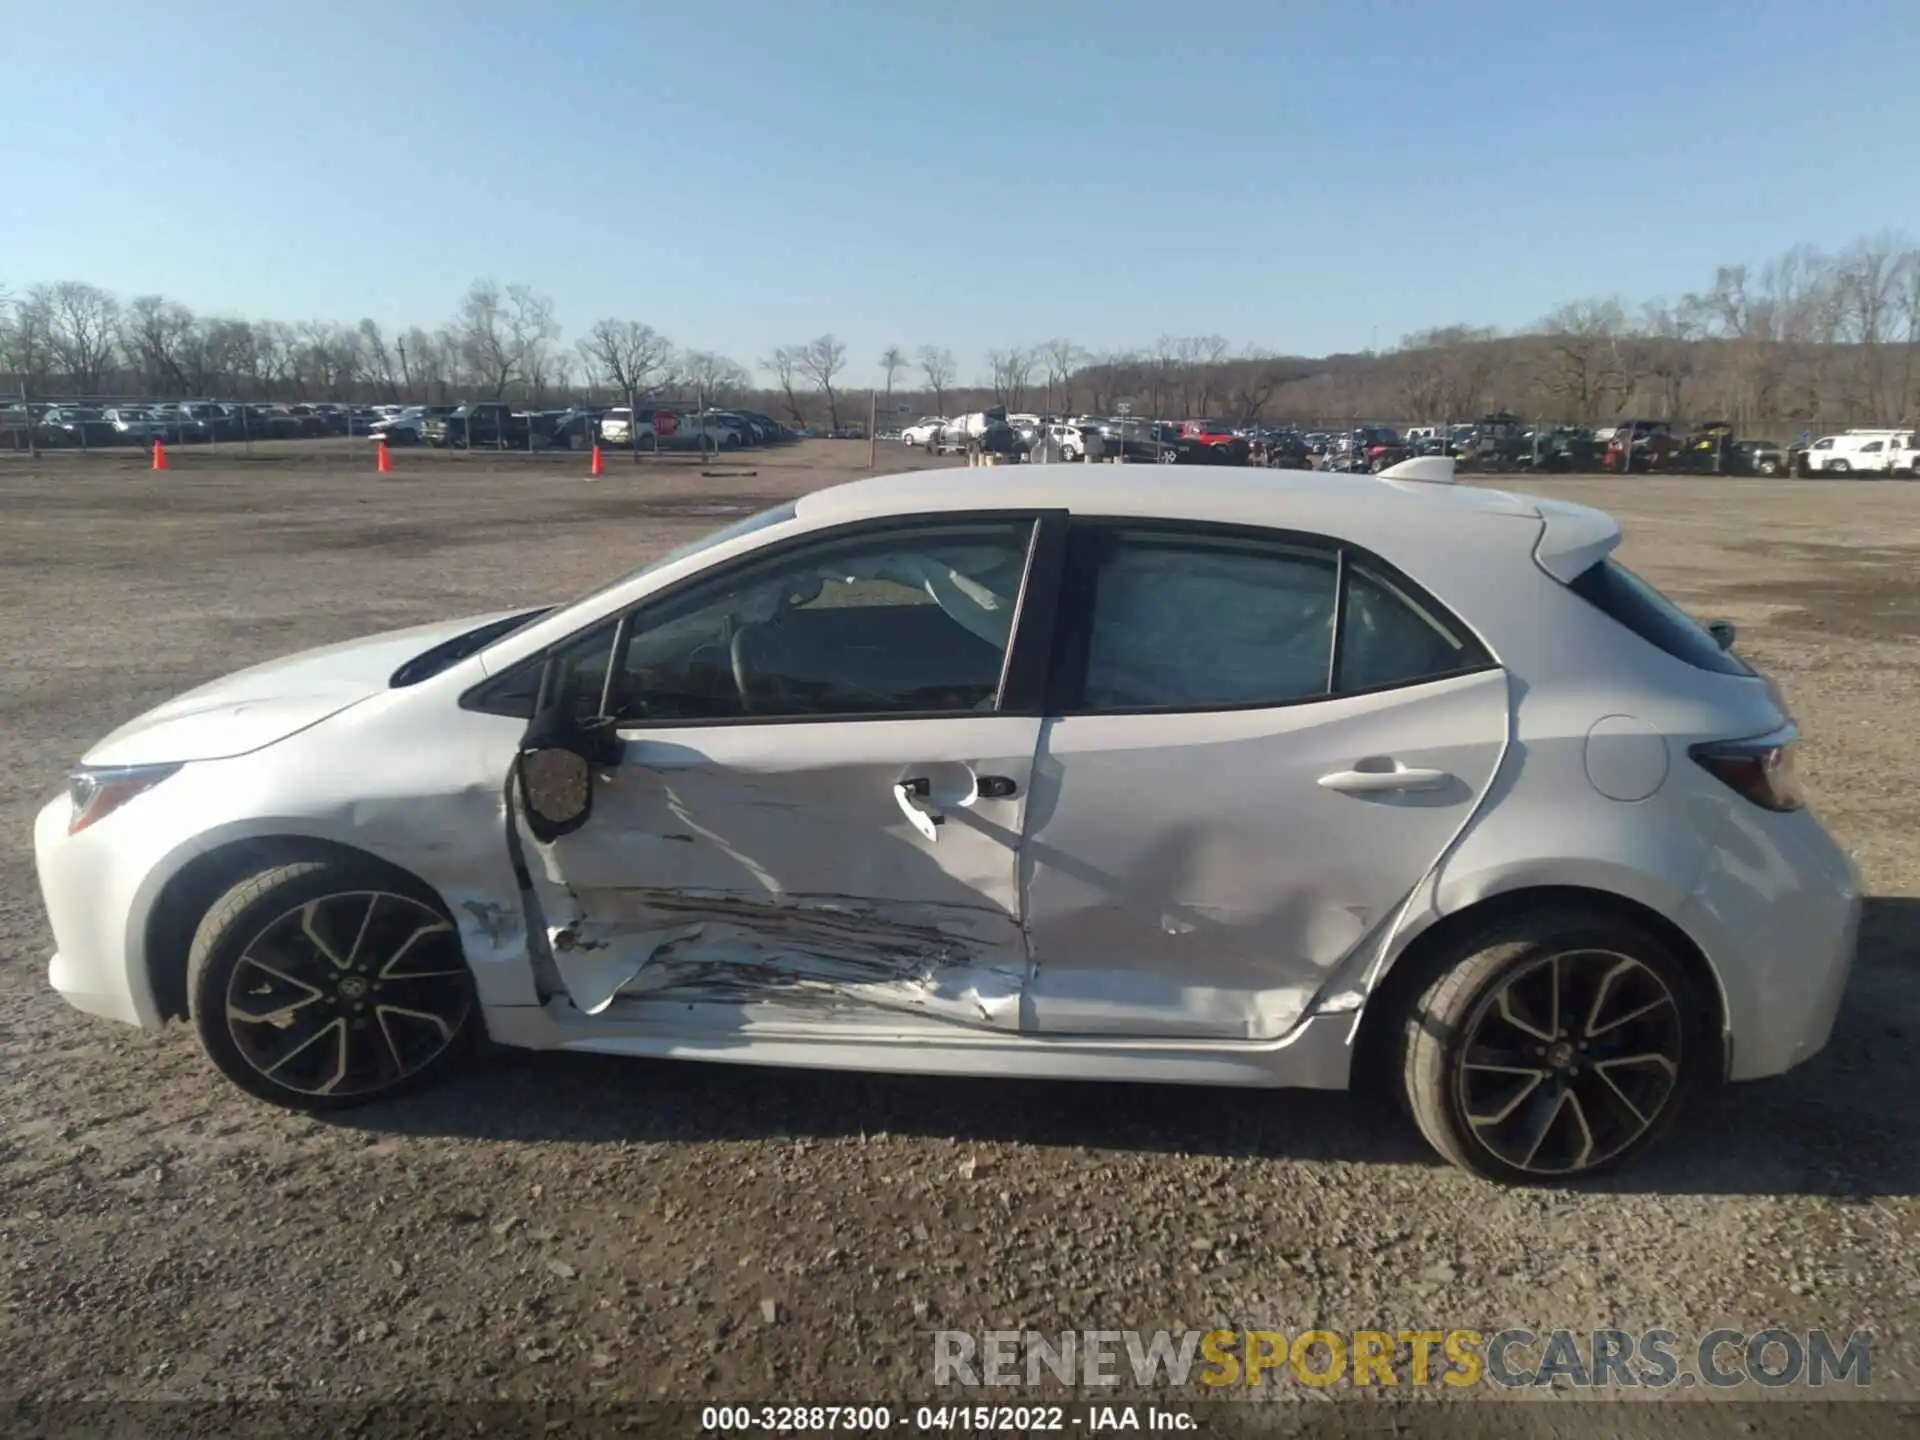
4;232;1917;430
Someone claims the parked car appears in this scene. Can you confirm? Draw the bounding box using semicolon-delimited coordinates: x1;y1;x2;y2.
171;402;233;441
1042;422;1104;461
1797;429;1919;477
1520;426;1598;472
426;403;533;449
36;406;121;447
1724;439;1787;477
901;417;945;447
1179;419;1239;447
369;406;457;446
597;408;635;446
103;407;165;443
544;407;608;450
34;458;1859;1182
1601;420;1679;473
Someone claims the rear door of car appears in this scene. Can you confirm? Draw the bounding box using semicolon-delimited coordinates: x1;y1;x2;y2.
1020;519;1511;1040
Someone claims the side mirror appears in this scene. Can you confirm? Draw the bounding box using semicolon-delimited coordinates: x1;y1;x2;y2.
1707;619;1737;651
514;655;622;842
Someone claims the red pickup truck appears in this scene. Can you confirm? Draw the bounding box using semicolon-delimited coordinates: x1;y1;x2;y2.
1179;419;1237;446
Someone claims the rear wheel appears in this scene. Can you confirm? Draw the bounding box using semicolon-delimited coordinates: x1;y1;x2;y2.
1398;909;1702;1183
1757;458;1781;477
187;860;476;1110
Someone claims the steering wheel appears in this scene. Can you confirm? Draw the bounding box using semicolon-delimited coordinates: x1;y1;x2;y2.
730;622;790;714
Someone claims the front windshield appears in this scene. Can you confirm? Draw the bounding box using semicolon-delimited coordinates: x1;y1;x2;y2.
483;499;800;651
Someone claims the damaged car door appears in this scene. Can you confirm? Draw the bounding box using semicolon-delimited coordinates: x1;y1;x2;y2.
1022;522;1509;1040
508;515;1056;1030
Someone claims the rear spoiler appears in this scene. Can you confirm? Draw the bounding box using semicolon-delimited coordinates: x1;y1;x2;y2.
1532;497;1621;582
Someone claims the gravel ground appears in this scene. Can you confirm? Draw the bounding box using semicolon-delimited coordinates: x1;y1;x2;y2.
0;447;1915;1428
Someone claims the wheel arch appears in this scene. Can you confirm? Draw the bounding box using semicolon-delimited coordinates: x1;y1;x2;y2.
1350;883;1729;1096
145;834;455;1023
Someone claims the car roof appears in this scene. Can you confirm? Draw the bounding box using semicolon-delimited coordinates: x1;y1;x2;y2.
796;463;1621;584
799;462;1544;527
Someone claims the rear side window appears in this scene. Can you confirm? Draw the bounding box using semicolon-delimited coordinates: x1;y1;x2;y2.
1079;530;1338;709
1337;562;1491;692
1567;559;1751;675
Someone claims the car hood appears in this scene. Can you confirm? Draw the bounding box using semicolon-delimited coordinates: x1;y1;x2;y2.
83;610;527;768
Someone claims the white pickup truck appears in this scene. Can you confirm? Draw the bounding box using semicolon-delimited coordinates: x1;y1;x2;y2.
1802;429;1920;476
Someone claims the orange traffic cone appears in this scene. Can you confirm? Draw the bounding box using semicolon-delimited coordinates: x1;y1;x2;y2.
151;440;168;471
376;439;392;474
588;444;604;477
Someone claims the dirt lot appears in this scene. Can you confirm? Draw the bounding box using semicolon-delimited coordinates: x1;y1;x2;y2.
0;442;1915;1427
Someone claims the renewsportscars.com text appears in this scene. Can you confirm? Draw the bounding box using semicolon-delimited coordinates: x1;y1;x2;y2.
933;1327;1874;1390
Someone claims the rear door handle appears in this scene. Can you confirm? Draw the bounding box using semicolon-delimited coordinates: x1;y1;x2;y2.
1317;764;1452;794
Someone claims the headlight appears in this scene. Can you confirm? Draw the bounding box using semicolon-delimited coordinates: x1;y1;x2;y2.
67;763;182;835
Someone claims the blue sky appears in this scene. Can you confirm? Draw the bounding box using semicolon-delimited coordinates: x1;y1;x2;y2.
4;0;1914;383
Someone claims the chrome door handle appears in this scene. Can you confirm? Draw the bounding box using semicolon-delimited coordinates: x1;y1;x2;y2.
894;780;942;842
1317;765;1451;794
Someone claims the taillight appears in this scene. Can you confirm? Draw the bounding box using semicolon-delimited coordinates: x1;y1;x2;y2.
1689;732;1804;812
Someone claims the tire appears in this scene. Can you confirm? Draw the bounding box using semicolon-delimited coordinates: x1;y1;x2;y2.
1829;460;1850;475
1398;907;1704;1183
187;859;477;1111
1757;459;1781;477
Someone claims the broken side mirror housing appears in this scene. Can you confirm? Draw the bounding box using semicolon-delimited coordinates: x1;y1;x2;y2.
514;654;622;841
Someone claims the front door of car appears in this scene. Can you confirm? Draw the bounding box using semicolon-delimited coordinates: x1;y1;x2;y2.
1021;522;1510;1040
511;513;1058;1030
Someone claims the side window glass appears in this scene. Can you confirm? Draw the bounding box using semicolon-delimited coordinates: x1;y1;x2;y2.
617;520;1034;721
1337;562;1490;692
475;622;615;719
1080;530;1336;709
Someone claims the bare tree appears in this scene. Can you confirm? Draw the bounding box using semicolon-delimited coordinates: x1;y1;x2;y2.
1226;350;1286;425
1173;336;1231;414
357;318;401;401
1897;246;1920;419
455;280;558;398
796;334;848;428
682;350;750;407
762;346;807;425
577;318;674;399
1039;337;1082;414
42;281;121;390
1637;300;1708;420
0;286;55;392
878;345;908;413
1145;336;1183;419
1835;234;1904;418
1539;300;1633;423
986;347;1034;410
120;295;196;396
916;344;956;412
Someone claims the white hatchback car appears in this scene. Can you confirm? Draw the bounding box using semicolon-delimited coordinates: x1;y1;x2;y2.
34;460;1859;1181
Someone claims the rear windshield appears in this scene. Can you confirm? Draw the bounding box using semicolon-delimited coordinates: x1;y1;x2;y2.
1567;559;1751;676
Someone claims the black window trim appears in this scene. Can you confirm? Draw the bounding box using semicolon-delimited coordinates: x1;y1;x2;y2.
460;508;1070;726
1046;515;1501;719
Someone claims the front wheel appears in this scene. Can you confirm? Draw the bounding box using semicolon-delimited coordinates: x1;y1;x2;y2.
1757;459;1781;477
1829;460;1851;475
187;859;477;1110
1398;909;1702;1183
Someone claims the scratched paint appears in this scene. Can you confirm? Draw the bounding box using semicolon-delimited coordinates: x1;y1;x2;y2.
537;887;1026;1025
513;721;1039;1030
